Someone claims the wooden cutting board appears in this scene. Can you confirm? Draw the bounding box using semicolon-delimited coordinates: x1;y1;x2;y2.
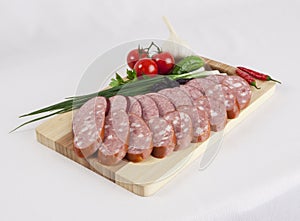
36;58;276;196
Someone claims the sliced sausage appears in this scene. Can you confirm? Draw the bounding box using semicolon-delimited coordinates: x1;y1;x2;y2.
187;77;239;119
97;110;129;165
134;95;159;121
158;87;193;108
146;93;175;116
126;114;153;162
194;96;210;113
148;117;176;158
179;85;204;102
221;84;240;119
206;84;240;120
108;95;128;113
186;80;228;131
204;84;228;131
186;78;217;94
73;97;107;158
177;105;210;143
222;76;252;109
127;96;142;117
164;111;193;150
107;95;130;144
205;74;227;84
206;97;227;131
205;75;251;110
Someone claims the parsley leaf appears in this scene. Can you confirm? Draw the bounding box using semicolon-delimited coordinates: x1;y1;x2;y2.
109;69;137;88
109;73;125;87
116;73;125;84
127;69;137;80
109;78;120;87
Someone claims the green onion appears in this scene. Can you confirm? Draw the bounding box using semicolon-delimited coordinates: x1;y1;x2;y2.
12;70;219;132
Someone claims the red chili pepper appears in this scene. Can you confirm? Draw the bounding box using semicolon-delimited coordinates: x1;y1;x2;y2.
236;68;260;89
237;66;281;84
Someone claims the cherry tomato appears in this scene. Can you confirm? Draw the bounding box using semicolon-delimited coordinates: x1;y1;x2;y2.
152;52;175;75
133;58;158;77
127;49;148;69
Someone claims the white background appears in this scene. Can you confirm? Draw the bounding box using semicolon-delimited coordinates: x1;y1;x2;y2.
1;0;300;220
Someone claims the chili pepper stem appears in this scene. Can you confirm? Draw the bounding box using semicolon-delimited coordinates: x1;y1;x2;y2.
268;76;281;84
250;81;261;90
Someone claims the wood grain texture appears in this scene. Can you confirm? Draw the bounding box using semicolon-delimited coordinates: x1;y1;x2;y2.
36;59;276;196
202;57;237;75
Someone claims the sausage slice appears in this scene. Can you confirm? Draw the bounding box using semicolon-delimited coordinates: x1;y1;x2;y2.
180;85;204;101
221;84;240;119
177;105;210;143
186;78;217;94
205;74;227;84
127;96;142;117
73;97;107;158
164;111;193;150
148;117;176;158
109;95;128;113
158;87;193;108
97;110;129;165
146;93;175;116
126;114;153;162
186;79;228;131
222;76;252;109
134;95;159;121
206;75;252;110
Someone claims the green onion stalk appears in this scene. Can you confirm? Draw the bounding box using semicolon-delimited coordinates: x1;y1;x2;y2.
12;68;219;132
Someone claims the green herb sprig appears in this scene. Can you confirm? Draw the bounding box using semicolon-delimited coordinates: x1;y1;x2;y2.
109;69;138;87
